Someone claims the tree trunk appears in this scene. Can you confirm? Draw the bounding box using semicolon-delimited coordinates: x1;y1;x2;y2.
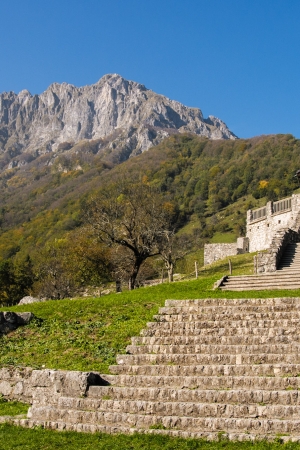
128;257;143;290
167;262;174;283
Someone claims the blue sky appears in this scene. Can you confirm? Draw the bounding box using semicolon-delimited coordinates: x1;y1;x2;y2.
1;0;299;139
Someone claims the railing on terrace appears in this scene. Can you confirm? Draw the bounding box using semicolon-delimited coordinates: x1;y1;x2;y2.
273;197;292;213
252;206;267;221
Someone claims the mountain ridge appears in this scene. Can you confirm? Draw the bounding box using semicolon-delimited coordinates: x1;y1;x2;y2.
0;74;236;171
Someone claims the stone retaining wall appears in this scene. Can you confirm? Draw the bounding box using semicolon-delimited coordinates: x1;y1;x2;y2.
0;367;34;403
0;367;103;404
204;237;249;266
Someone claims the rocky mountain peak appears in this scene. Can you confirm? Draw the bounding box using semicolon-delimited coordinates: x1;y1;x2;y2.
0;74;237;171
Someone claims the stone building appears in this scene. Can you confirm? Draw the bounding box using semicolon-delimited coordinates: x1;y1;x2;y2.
204;193;300;267
247;194;300;252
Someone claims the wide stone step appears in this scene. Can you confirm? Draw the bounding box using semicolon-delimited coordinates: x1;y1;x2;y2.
164;298;300;307
219;275;299;289
161;302;300;317
19;418;299;442
110;364;300;378
158;304;300;315
141;326;300;338
153;312;300;321
219;279;300;291
221;277;300;283
144;319;300;334
221;285;300;291
131;335;300;346
102;374;300;390
87;385;300;406
50;396;300;420
126;343;300;355
27;405;300;434
218;274;300;290
116;353;300;366
221;277;300;285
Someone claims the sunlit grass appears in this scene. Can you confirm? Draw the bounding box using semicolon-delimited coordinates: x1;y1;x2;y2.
0;423;299;450
0;397;28;416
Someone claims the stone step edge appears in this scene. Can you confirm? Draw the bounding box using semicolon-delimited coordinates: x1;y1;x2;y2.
126;344;300;353
138;329;300;335
160;304;300;312
141;325;300;339
152;317;300;323
87;386;300;404
111;363;300;371
220;287;300;291
53;397;300;417
103;373;300;385
26;408;300;435
14;418;299;442
146;320;300;326
220;282;300;286
132;336;300;344
115;354;300;364
164;298;300;305
223;284;300;287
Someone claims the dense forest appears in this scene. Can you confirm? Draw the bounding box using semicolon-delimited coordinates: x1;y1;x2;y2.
0;133;299;304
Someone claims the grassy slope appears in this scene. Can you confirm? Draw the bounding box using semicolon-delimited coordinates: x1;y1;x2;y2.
1;423;299;450
1;253;300;373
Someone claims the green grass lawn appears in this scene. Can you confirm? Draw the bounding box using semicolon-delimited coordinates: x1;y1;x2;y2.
0;397;28;416
0;252;299;373
0;423;299;450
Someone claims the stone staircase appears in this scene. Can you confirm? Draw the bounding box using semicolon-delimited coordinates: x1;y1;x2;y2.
18;297;300;442
220;243;300;291
278;243;300;271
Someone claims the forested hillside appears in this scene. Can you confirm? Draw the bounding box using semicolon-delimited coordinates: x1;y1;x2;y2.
0;133;299;303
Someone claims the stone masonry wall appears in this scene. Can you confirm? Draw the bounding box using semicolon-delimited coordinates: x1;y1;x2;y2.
0;367;103;404
0;367;34;403
204;237;249;266
204;244;237;266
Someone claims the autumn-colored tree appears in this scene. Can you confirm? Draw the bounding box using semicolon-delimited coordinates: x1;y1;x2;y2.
0;256;34;306
33;239;76;300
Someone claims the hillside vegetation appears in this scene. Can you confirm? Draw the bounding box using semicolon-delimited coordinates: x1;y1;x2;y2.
0;133;300;303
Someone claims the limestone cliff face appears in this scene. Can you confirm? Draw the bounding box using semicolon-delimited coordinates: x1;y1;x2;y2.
0;74;236;168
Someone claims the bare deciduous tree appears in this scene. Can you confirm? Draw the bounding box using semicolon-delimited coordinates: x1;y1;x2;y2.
84;182;174;289
158;233;193;282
